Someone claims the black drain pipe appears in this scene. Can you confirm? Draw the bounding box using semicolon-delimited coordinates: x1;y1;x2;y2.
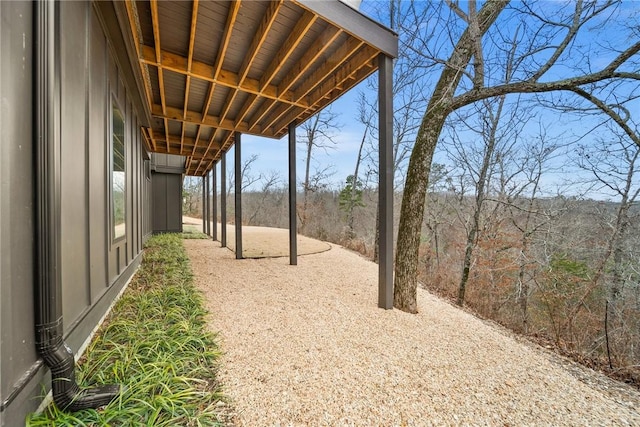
34;0;119;411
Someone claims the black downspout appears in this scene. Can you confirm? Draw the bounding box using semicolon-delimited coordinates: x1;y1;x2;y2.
34;0;119;411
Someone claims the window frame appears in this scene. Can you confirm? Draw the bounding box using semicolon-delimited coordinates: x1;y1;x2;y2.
110;95;126;242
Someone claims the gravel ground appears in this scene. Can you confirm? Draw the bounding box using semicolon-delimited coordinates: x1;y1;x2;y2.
183;217;330;257
185;232;640;426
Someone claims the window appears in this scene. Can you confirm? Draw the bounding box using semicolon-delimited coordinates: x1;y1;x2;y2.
112;100;126;240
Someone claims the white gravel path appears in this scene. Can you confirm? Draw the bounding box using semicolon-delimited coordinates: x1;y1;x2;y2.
185;233;640;426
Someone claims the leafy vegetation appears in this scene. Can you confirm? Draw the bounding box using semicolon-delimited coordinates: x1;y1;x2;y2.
27;233;227;426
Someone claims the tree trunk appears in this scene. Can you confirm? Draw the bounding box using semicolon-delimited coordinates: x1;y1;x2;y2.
393;0;508;313
301;130;313;233
347;126;367;236
395;108;446;312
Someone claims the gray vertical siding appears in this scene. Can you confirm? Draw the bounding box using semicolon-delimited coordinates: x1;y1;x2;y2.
150;153;185;234
61;0;91;323
0;2;40;425
88;6;109;303
151;172;184;233
59;1;148;333
0;2;152;424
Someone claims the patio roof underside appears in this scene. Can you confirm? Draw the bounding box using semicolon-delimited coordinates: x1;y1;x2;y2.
125;0;389;176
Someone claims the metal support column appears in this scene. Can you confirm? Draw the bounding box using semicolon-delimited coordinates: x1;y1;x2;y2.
207;171;211;236
204;172;210;236
202;176;206;234
378;54;394;309
288;122;297;265
221;152;227;248
212;162;218;241
234;133;243;259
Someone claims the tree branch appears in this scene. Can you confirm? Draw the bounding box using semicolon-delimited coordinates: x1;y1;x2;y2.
568;87;640;148
450;40;640;109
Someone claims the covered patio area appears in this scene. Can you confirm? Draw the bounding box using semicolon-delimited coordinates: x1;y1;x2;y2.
121;0;398;308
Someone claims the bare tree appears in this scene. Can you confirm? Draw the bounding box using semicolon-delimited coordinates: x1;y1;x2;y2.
443;94;530;306
394;0;640;313
225;151;261;195
576;128;640;365
506;133;564;332
182;176;203;216
246;170;283;225
298;107;341;232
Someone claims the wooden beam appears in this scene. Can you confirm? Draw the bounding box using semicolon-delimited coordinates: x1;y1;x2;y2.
248;99;277;132
196;7;314;146
259;10;316;91
151;147;216;160
305;46;378;111
140;46;307;108
293;37;365;103
234;93;258;127
141;127;155;152
278;26;341;94
187;159;209;176
239;0;284;83
124;1;154;114
150;134;222;156
199;0;241;128
215;0;282;138
181;0;200;154
150;0;170;153
249;36;364;133
270;55;377;135
148;128;159;152
151;104;266;136
205;130;234;173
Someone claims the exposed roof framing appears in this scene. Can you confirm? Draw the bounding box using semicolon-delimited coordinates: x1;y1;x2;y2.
123;0;397;176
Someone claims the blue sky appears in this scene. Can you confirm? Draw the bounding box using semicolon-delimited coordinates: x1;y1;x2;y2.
238;86;373;190
230;0;639;201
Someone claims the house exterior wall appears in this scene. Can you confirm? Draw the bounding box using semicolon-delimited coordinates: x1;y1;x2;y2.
151;172;184;234
150;153;185;234
0;2;152;424
0;2;39;425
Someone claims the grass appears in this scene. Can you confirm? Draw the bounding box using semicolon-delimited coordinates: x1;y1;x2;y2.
182;224;210;239
27;233;228;426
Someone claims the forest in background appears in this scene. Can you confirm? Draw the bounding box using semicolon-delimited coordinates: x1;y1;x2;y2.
184;173;639;388
182;0;639;388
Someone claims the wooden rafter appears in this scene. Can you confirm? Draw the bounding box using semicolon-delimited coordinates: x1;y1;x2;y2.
239;0;284;84
181;0;199;154
125;0;394;177
252;38;366;134
206;0;285;168
243;27;346;136
151;105;259;135
272;53;378;135
279;26;341;94
141;127;155;152
139;47;308;109
260;10;317;91
150;0;170;154
194;0;241;176
214;9;317;160
124;1;154;118
151;137;221;159
217;0;284;125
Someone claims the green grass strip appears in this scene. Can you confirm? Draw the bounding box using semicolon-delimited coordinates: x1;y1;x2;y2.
182;224;210;240
27;233;227;426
